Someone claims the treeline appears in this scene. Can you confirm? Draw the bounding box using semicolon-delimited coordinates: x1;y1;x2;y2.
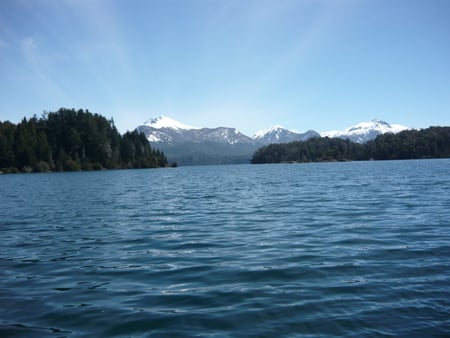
251;127;450;164
0;108;168;173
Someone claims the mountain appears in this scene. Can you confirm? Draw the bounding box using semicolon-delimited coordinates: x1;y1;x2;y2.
142;116;199;131
136;116;257;165
136;116;253;144
321;119;409;143
136;116;410;165
253;125;320;144
136;116;319;165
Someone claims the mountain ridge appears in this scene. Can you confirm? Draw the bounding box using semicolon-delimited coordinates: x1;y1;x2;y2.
138;116;409;144
135;116;410;165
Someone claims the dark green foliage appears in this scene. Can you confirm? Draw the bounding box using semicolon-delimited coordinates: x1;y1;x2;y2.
367;127;450;160
251;127;450;164
252;137;367;164
0;121;16;169
120;130;167;168
0;108;167;173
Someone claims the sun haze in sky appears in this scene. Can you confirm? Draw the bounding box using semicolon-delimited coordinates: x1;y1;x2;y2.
0;0;449;135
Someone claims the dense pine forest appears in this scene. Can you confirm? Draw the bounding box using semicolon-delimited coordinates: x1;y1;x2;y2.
0;108;168;173
251;127;450;164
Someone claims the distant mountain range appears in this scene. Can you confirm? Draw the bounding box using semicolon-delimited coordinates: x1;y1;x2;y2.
136;117;409;165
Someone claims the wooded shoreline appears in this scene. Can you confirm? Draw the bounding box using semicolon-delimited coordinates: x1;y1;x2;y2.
0;108;168;173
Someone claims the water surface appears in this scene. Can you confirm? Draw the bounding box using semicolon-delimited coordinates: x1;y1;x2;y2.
1;160;449;336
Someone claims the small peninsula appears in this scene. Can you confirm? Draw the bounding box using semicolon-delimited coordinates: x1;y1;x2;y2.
0;108;168;173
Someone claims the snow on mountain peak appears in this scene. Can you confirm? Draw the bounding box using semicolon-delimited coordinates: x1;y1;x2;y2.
253;125;291;139
321;119;409;143
143;116;199;130
349;119;407;134
137;116;410;146
252;125;317;144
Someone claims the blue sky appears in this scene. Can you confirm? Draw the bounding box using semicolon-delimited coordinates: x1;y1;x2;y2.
1;0;449;135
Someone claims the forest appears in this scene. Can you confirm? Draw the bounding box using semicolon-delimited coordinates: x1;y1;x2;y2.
251;127;450;164
0;108;168;173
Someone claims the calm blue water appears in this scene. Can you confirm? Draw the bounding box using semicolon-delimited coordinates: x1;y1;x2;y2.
1;160;449;337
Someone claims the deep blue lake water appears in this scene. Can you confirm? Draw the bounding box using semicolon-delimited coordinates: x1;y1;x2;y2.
1;159;449;337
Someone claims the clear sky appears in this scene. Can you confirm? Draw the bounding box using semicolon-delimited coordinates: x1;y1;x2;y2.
1;0;449;135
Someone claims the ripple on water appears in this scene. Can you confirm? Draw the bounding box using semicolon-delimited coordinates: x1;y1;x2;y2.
1;160;450;336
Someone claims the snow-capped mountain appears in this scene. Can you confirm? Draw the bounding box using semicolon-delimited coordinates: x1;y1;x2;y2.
135;116;321;165
143;116;199;131
137;116;197;143
321;119;409;143
253;125;320;144
135;116;410;165
136;116;253;145
137;116;320;146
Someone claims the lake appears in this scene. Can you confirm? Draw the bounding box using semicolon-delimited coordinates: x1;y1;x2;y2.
1;159;449;337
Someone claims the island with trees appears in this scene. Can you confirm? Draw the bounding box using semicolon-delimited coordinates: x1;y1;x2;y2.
251;127;450;164
0;108;168;173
